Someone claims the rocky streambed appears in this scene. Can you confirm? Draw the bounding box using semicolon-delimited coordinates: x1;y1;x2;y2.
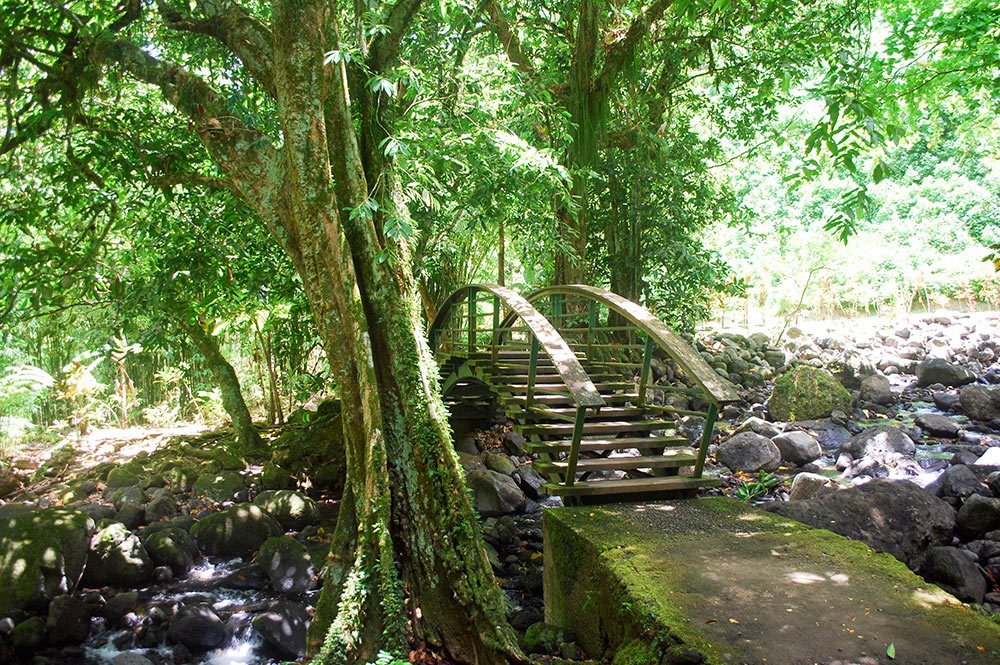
4;310;1000;665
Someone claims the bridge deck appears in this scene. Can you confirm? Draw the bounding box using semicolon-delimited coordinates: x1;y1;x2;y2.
544;498;1000;664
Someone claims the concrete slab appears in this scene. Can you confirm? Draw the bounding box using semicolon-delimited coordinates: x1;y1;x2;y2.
544;498;1000;665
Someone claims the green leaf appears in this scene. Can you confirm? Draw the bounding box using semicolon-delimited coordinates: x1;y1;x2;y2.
886;643;895;659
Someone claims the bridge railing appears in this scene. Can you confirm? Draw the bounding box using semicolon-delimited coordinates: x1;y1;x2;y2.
428;285;605;413
506;285;739;478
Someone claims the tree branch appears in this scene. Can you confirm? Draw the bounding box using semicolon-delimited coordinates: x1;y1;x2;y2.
595;0;674;93
369;0;425;72
155;0;276;97
150;171;237;193
483;0;534;75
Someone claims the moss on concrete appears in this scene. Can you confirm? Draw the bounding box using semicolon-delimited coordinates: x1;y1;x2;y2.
545;498;1000;665
767;365;853;421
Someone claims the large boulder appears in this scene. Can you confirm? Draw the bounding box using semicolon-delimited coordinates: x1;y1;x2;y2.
767;366;853;422
190;503;281;557
0;508;94;614
766;479;955;566
191;471;246;502
46;594;90;645
788;472;838;501
253;490;320;531
927;465;991;500
960;384;1000;422
252;601;309;659
771;431;821;466
956;494;1000;541
168;604;227;651
257;536;314;594
81;522;153;587
859;374;893;405
839;425;915;459
143;528;199;576
717;432;781;472
914;413;960;439
465;468;523;516
919;546;987;604
916;358;976;388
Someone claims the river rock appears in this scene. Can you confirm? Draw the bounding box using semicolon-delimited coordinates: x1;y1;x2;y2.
915;413;961;439
0;469;21;498
251;601;309;659
767;366;853;422
168;604;227;651
144;528;198;576
10;617;44;654
190;503;282;557
111;654;155;665
928;465;991;500
916;358;976;388
859;374;893;405
485;452;516;476
0;508;94;613
46;594;90;645
102;591;139;624
960;385;1000;422
733;417;781;439
253;490;320;531
766;479;955;566
840;425;915;458
957;494;1000;540
934;391;961;412
106;465;141;489
717;432;781;472
466;468;523;516
919;546;987;603
514;465;547;500
191;471;246;502
788;472;838;500
82;522;153;587
144;488;178;523
771;431;821;466
257;536;314;594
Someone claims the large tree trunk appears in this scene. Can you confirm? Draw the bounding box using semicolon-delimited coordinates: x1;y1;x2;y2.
174;316;263;452
91;0;524;661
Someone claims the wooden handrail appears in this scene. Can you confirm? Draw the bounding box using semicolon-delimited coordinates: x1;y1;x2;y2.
429;285;605;409
513;284;740;406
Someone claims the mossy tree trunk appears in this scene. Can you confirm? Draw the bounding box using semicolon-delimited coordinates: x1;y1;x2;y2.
174;315;263;453
93;1;523;663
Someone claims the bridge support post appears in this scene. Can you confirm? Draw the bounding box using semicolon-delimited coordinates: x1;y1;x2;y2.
693;403;718;477
467;289;476;353
563;405;587;486
637;334;655;405
525;336;540;409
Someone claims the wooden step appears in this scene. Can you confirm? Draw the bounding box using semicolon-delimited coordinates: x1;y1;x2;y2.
542;475;720;497
502;382;634;394
532;406;647;419
525;436;688;453
506;393;640;406
486;373;620;385
532;450;697;473
525;419;673;436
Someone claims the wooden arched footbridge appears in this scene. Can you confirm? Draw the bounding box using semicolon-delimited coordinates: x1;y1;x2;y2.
429;285;739;503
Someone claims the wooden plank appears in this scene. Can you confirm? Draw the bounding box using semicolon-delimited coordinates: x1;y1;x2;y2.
525;436;688;453
542;476;720;497
533;450;697;473
526;420;674;436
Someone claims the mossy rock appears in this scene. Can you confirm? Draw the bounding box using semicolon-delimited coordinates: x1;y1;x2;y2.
81;522;153;587
0;508;95;614
144;527;198;576
163;464;198;493
106;462;143;489
11;616;45;653
612;638;660;665
523;622;574;655
254;490;320;531
767;365;852;422
190;503;281;557
192;470;245;502
261;463;293;491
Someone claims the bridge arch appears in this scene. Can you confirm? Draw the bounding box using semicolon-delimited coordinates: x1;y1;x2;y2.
432;284;738;503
